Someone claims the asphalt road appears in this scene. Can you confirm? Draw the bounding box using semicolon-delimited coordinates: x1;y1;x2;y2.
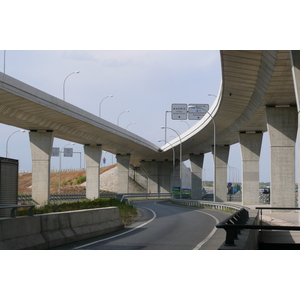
55;200;231;250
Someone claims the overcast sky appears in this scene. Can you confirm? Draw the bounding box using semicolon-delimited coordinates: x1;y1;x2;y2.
0;50;279;182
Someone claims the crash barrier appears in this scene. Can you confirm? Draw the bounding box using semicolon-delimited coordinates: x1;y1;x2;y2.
216;208;251;246
172;199;259;249
118;193;172;204
0;207;124;250
0;204;35;218
172;199;244;212
18;193;118;205
217;207;300;249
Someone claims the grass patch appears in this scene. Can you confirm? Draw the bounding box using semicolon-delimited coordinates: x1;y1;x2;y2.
75;175;86;185
17;197;138;226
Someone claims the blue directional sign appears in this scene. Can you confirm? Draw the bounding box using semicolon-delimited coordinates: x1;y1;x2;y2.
188;104;209;120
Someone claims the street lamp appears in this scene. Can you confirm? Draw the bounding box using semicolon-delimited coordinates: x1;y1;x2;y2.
6;130;26;158
188;105;216;202
63;71;79;101
161;126;182;199
99;95;113;118
117;110;129;126
126;122;136;129
3;50;6;74
158;139;176;194
164;111;171;143
58;142;75;194
180;120;190;129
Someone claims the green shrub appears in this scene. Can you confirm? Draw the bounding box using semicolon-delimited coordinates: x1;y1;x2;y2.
75;176;86;185
17;197;137;226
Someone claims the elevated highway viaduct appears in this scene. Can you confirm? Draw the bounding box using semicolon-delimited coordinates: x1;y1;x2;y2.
1;50;300;208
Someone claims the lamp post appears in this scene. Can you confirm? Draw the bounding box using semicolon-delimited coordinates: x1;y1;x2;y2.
180;120;190;129
6;130;26;158
3;50;6;74
58;142;75;194
126;122;136;129
117;110;129;126
164;111;171;143
161;126;182;199
99;95;113;117
63;71;79;101
188;105;216;202
158;139;176;194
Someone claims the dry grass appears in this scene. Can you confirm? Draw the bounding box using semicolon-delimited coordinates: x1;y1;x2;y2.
18;164;116;194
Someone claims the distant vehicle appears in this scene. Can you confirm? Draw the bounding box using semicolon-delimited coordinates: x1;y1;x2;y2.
172;187;191;198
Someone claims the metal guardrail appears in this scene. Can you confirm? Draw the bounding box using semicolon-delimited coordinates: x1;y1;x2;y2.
172;199;244;212
49;193;87;203
216;206;300;247
216;208;250;245
18;193;118;205
119;193;172;203
0;204;35;218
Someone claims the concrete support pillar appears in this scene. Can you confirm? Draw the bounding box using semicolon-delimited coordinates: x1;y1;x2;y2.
290;51;300;211
29;131;54;206
84;145;102;200
266;106;297;207
212;145;229;202
116;154;131;193
159;161;174;193
189;153;204;200
239;132;263;205
140;160;173;193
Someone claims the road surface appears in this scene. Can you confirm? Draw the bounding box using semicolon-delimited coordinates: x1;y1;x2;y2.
55;200;231;250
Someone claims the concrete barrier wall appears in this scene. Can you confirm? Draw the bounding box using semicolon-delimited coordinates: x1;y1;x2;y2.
0;207;124;250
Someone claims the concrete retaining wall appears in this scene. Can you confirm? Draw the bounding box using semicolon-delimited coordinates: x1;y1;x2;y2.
0;207;124;250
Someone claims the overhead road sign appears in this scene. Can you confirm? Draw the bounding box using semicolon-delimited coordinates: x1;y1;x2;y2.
171;103;187;120
64;148;73;157
188;104;209;120
52;147;60;157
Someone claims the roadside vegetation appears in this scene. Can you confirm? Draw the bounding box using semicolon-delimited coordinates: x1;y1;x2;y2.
17;197;138;226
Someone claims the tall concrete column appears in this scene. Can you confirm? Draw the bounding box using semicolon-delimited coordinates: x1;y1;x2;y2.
116;154;131;193
239;132;263;205
212;145;229;202
29;131;54;206
84;145;102;200
290;51;300;212
140;160;173;193
159;160;173;193
189;153;204;200
266;106;297;207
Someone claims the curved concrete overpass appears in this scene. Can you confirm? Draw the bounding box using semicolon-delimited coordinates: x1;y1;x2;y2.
0;72;161;166
161;50;296;159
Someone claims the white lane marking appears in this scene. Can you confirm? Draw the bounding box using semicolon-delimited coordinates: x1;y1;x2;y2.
192;210;220;250
73;207;156;250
